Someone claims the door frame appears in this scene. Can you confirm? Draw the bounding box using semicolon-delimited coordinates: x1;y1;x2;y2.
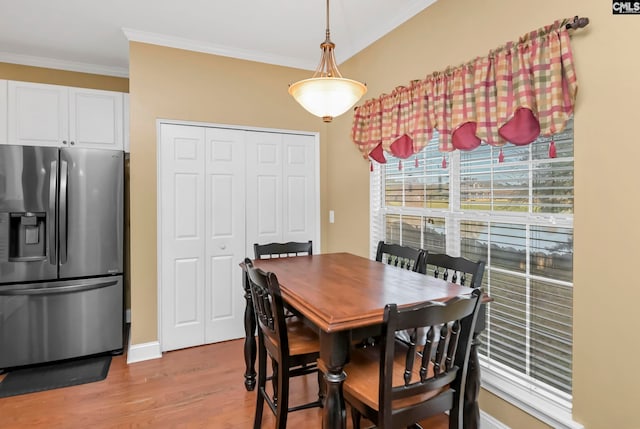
156;119;321;352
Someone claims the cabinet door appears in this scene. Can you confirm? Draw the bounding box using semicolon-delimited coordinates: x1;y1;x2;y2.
69;88;123;150
0;80;6;144
8;81;68;147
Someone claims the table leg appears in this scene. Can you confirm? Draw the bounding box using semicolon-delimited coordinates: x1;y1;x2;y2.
319;331;349;429
242;271;257;391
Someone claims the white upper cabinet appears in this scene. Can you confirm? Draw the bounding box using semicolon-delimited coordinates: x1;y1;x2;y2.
69;87;123;150
8;81;69;147
7;81;124;150
0;80;7;144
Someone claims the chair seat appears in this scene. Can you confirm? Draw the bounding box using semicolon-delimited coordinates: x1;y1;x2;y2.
264;316;320;357
344;342;447;412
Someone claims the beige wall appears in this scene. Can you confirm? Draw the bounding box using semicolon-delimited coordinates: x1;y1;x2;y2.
0;62;128;92
329;0;640;428
127;42;329;345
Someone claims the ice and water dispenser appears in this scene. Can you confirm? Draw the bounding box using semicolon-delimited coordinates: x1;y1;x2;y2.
0;212;47;262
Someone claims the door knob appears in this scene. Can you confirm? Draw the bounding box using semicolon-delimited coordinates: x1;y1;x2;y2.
220;244;226;250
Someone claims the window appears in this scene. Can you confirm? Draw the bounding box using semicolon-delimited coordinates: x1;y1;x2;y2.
370;119;576;427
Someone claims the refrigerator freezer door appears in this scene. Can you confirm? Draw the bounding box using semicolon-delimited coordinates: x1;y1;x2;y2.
59;148;123;278
0;145;58;284
0;276;123;368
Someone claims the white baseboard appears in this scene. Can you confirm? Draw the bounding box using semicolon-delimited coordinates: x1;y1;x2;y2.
481;410;511;429
126;340;162;364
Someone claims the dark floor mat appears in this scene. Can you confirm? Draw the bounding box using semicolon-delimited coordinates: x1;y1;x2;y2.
0;355;111;398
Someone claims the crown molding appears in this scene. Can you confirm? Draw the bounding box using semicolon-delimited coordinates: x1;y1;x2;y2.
0;0;436;77
123;1;436;70
123;28;316;71
0;51;129;78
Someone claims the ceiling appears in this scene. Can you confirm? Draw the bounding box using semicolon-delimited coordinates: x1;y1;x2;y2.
0;0;437;78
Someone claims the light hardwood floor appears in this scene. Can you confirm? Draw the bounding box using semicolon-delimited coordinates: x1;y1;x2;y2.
0;338;449;428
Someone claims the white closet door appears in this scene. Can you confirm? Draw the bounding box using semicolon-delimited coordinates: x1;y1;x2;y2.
160;123;318;352
282;134;316;244
245;131;284;257
204;128;246;343
160;124;206;351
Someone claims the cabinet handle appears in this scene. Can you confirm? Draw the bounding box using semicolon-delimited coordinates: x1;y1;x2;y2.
70;141;75;145
62;140;67;145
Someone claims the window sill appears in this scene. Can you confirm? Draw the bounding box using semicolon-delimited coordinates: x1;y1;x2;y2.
480;362;584;429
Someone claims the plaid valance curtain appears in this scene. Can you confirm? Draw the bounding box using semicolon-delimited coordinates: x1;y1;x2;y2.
352;19;578;164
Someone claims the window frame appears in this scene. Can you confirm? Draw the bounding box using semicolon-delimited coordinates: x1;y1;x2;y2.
369;141;583;429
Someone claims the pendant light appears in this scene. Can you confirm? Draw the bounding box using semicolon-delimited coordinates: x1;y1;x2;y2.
288;0;367;122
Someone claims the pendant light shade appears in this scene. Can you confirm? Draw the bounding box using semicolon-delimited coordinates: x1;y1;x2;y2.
289;77;366;121
288;0;367;122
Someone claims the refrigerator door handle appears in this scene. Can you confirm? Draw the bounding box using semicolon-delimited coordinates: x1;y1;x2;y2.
59;159;68;265
48;160;58;265
0;280;117;296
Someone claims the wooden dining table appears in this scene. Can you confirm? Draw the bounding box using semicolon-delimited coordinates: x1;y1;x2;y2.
240;252;483;429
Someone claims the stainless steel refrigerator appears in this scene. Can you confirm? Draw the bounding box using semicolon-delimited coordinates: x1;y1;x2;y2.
0;145;123;369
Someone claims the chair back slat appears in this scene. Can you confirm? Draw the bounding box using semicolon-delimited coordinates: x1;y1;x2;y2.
445;320;461;372
375;241;426;273
403;335;417;386
419;327;435;382
432;322;448;377
254;241;313;259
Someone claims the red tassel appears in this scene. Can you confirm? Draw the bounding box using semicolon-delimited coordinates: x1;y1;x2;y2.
549;140;557;158
398;160;402;171
370;161;373;172
498;148;505;163
415;157;419;168
441;155;447;169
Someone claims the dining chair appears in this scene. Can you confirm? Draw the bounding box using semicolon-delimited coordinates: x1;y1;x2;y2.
375;240;426;273
253;241;313;320
360;241;426;349
343;289;482;429
244;258;322;429
423;253;485;289
254;241;313;259
422;253;486;331
423;252;487;426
